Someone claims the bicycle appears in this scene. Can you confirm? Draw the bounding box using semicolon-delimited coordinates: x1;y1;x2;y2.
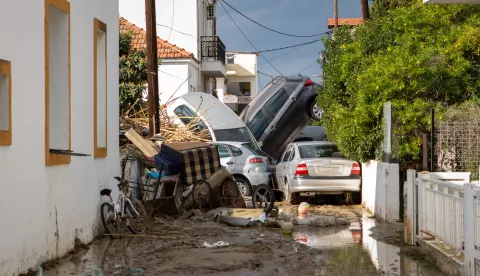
100;176;148;239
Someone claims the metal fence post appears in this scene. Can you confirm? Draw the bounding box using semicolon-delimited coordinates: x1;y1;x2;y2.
464;184;475;276
405;169;417;245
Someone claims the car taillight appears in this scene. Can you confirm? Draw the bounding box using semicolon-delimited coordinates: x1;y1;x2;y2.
304;79;315;86
351;163;361;175
295;163;309;176
249;158;264;164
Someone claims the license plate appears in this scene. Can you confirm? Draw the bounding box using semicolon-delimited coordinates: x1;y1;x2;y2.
318;167;339;173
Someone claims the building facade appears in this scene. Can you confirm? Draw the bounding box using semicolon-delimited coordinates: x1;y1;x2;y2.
119;0;227;103
0;0;120;274
216;51;259;114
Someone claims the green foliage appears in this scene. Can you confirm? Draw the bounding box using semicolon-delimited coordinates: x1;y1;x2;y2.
317;0;480;165
119;31;148;116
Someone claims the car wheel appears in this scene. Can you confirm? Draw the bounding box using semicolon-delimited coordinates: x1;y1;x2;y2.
309;101;323;120
235;177;252;197
284;178;297;205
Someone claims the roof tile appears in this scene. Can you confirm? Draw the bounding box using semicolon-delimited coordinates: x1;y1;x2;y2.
119;17;198;62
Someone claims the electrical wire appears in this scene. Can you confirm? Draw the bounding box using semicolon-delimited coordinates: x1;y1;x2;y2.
258;42;311;67
222;0;330;38
159;69;184;80
168;0;175;40
299;60;319;74
156;23;197;38
219;1;283;76
257;70;273;78
258;39;321;53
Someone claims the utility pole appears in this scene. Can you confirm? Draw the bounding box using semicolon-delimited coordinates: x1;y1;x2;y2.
361;0;369;21
145;0;160;135
334;0;338;33
211;3;218;98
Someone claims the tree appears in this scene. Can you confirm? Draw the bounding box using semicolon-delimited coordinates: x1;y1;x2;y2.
119;31;148;116
317;0;480;167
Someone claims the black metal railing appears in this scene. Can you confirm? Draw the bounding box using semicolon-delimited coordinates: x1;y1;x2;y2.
200;36;226;65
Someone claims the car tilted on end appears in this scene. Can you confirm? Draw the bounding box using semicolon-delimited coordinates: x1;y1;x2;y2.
239;75;322;161
275;141;361;204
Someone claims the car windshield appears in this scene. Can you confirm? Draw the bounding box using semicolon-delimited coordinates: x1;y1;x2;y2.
298;144;342;158
213;127;260;152
242;143;266;156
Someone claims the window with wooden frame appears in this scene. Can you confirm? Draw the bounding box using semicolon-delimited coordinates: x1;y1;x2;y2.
45;0;71;166
0;59;12;146
94;18;108;158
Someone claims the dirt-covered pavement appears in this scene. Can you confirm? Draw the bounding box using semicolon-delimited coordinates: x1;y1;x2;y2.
43;204;443;276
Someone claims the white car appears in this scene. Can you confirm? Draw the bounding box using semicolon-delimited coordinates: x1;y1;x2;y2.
209;141;271;196
165;92;263;153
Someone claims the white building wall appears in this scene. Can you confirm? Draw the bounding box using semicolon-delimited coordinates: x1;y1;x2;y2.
159;60;200;104
0;0;120;274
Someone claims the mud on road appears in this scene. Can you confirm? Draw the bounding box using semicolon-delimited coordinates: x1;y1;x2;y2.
44;204;442;276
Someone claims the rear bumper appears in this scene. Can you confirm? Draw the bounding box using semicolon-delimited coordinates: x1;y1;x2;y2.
246;172;271;186
290;177;361;194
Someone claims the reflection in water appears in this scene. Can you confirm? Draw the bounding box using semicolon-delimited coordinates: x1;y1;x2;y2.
293;215;442;276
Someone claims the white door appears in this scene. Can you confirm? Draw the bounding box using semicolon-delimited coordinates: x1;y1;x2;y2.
214;143;235;172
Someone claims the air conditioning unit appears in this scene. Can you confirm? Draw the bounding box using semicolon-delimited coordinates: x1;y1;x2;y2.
207;3;216;20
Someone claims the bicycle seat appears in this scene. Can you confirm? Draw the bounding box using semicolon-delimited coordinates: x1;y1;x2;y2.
100;189;112;196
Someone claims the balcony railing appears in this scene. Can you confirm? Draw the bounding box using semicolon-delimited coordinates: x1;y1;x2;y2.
201;36;226;65
223;95;252;104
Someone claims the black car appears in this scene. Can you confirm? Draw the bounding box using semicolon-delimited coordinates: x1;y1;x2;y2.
239;75;322;160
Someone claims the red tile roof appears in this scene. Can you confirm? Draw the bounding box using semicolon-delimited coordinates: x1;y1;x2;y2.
327;18;363;29
119;17;198;62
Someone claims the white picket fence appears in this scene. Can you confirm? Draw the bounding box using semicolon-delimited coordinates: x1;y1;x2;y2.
405;170;480;276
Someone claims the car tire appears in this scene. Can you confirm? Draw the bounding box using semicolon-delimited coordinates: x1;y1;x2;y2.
284;178;298;205
309;101;322;120
235;176;252;197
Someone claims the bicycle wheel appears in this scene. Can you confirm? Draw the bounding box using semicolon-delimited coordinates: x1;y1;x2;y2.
126;199;147;234
252;184;275;214
100;203;120;239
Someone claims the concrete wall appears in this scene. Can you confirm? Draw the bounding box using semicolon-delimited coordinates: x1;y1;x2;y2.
362;160;400;222
0;0;120;274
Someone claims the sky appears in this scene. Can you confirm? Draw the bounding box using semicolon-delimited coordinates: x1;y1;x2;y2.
215;0;368;90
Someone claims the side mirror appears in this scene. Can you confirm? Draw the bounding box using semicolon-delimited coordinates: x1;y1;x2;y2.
271;159;279;165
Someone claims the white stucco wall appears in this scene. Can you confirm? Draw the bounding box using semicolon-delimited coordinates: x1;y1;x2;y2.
159;60;199;104
119;0;211;60
0;0;120;274
362;160;400;222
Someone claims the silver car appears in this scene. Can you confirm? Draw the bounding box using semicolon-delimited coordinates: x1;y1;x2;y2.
274;141;361;204
209;141;271;196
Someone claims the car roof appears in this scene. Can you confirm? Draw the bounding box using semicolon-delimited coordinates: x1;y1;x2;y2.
173;92;246;130
292;141;337;146
209;141;245;147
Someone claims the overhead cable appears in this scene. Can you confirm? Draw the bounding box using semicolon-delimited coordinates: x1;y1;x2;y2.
222;0;330;38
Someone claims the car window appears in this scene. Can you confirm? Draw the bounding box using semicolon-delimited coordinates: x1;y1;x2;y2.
281;146;293;162
247;111;271;140
288;147;296;161
173;104;209;132
213;127;260;153
214;144;231;158
264;87;289;117
229;145;242;157
298;144;341;158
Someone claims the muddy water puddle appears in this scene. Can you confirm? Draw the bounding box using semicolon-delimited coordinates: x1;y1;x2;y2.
44;207;442;276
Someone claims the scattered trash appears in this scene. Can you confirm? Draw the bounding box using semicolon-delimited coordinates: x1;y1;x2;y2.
128;267;145;274
203;241;230;248
281;222;294;235
298;202;310;215
36;265;43;276
92;267;103;276
294;215;349;227
217;215;251;227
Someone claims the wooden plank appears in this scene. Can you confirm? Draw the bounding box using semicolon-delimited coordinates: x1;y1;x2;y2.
125;128;158;158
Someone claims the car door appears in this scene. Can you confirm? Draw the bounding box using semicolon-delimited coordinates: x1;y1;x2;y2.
213;143;235;172
228;145;245;175
284;145;297;183
276;145;293;190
